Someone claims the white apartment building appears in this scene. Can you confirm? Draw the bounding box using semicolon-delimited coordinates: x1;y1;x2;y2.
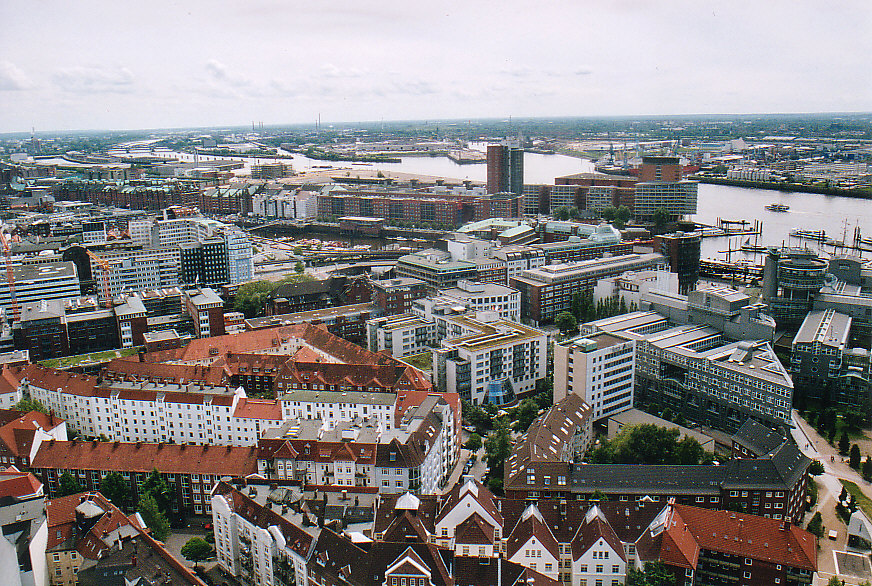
366;314;437;358
252;190;317;220
432;312;547;405
554;333;636;421
211;482;313;586
155;217;222;247
593;268;678;307
440;280;521;323
491;246;547;281
278;390;398;432
127;219;154;247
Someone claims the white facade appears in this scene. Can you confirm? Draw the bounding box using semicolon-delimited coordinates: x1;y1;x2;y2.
211;490;310;586
96;249;181;297
127;219;154;247
554;335;635;421
593;269;679;308
0;263;80;318
447;237;494;262
440;281;521;323
366;314;437;358
253;191;317;220
572;511;627;586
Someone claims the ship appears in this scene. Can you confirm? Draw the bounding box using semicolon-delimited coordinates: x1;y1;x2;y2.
765;203;790;212
790;228;829;242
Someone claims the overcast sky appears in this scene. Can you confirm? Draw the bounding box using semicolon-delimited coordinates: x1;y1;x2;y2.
1;0;870;133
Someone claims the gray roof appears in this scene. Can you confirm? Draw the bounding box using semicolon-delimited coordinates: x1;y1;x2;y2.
732;419;785;456
571;464;725;495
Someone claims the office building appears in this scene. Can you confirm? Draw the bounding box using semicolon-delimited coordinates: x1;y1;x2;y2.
593;269;678;307
632;156;697;221
247;302;377;344
554;333;636;421
371;278;429;316
0;263;81;320
509;253;666;325
652;231;701;294
396;250;478;289
487;142;524;195
762;247;828;327
183;287;225;338
180;238;228;287
439;280;521;322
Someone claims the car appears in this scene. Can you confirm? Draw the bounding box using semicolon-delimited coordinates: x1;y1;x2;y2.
204;523;213;531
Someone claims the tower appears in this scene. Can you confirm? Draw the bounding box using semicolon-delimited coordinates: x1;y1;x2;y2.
486;141;524;195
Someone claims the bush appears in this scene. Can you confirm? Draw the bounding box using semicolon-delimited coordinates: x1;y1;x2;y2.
807;512;823;538
808;460;825;476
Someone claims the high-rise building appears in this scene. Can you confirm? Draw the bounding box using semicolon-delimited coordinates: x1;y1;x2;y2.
653;231;701;294
633;156;698;221
487;142;524;195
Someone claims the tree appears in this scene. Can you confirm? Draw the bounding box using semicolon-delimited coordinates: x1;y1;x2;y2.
570;292;583;320
613;205;631;229
588;424;706;466
57;471;83;497
626;561;675;586
233;280;274;318
864;456;872;481
839;431;850;455
850;445;861;469
465;433;482;452
555;312;577;335
484;417;512;481
591;490;609;502
13;397;49;415
140;469;174;516
553;206;571;221
827;577;843;586
808;460;825;476
100;472;131;509
807;511;823;538
294;261;305;274
652;207;670;231
137;493;170;541
514;399;540;432
180;537;213;569
675;436;705;465
839;486;848;503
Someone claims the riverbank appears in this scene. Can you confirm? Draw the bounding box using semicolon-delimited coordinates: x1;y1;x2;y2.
692;175;872;199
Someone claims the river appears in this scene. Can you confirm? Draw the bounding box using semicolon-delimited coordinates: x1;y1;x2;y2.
126;146;871;262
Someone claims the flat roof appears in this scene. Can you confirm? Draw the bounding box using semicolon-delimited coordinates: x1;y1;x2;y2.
278;389;397;405
247;302;375;329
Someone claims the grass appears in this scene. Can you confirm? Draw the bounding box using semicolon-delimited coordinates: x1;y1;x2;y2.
40;347;141;369
403;351;433;371
841;480;872;520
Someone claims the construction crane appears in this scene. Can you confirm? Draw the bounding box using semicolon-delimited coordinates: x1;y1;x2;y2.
86;250;113;308
0;229;18;321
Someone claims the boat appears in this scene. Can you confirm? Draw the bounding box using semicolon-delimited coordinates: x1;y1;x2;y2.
765;203;789;212
790;228;828;242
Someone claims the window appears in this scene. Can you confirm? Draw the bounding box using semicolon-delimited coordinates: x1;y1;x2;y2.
612;565;619;573
580;565;588;573
596;565;603;573
743;572;751;579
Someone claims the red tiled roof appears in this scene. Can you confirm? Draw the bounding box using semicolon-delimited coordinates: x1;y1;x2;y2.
0;409;64;457
46;492;144;557
0;365;23;395
670;504;816;571
102;359;230;386
277;361;432;392
233;398;283;420
0;467;42;498
20;364;98;397
32;440;258;477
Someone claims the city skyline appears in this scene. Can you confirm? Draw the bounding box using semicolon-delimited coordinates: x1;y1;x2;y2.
1;0;871;133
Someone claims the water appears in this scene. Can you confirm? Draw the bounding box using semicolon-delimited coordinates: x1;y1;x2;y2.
691;184;872;261
119;146;870;261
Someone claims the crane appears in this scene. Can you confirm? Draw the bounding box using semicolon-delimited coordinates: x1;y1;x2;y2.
0;229;18;321
86;250;113;308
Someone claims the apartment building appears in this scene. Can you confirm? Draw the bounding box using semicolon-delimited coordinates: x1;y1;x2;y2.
581;311;793;433
432;312;547;404
509;253;666;325
259;393;458;494
366;313;437;358
90;247;181;297
184;287;225;338
0;469;46;586
0;408;68;469
32;440;257;517
554;333;636;421
435;281;521;323
371;278;429;315
211;482;313;586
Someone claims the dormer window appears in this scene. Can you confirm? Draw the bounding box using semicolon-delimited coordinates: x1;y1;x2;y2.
390;452;396;462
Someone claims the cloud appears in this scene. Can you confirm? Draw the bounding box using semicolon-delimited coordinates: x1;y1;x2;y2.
315;63;367;79
0;61;34;91
205;59;250;87
53;66;134;94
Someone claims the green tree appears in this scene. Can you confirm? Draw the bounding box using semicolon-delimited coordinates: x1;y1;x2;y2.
100;472;131;509
137;493;170;541
808;460;825;476
553;206;571;221
465;433;482;452
675;436;704;465
850;444;861;469
626;561;675;586
484;417;512;480
591;490;609;502
839;431;850;455
652;207;670;231
180;537;213;569
57;471;83;497
555;312;577;334
807;511;823;538
613;205;631;229
294;261;304;274
863;456;872;481
140;469;174;516
513;399;540;432
13;397;49;415
233;280;274;318
570;292;583;320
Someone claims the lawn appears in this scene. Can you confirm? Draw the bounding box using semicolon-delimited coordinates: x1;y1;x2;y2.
841;480;872;520
403;351;433;371
40;347;141;369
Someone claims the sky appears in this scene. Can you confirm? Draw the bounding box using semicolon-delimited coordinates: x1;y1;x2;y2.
1;0;870;133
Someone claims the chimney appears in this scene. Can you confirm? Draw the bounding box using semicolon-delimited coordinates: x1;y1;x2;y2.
131;555;137;567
